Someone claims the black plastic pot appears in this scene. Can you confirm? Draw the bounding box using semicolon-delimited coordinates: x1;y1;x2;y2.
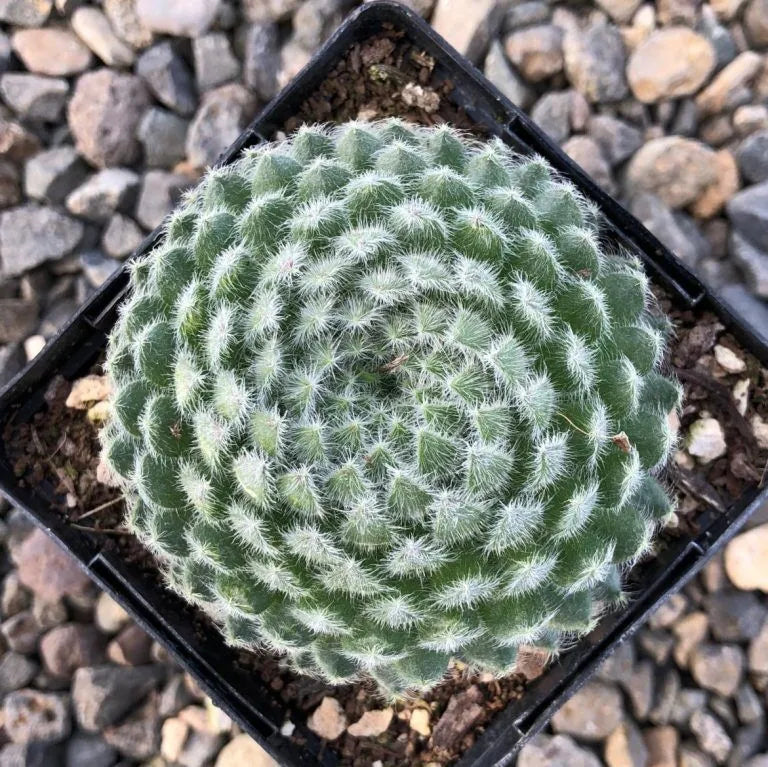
0;3;766;765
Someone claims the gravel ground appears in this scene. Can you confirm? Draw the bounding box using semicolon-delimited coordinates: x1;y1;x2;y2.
0;0;766;765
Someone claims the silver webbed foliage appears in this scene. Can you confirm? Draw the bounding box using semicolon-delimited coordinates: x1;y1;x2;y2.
102;120;680;697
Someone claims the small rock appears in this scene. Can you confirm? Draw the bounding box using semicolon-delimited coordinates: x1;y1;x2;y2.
40;623;107;677
94;592;129;635
0;299;37;344
748;619;768;673
626;137;717;210
648;593;688;629
725;524;768;592
0;343;24;388
347;707;393;737
307;697;347;741
686;417;727;462
670;688;708;727
64;734;117;767
430;0;505;62
0;0;52;26
71;7;134;67
504;24;563;83
137;107;189;169
103;0;153;49
32;597;66;631
753;416;768;449
744;0;768;46
696;52;763;116
4;690;70;744
177;730;226;767
690;710;732;763
672;611;708;668
689;643;743;697
186;83;256;168
11;28;91;76
605;720;647;767
644;726;679;767
24;146;88;205
193;33;239;91
627;28;716;103
0;653;37;694
0;158;19;209
0;73;68;122
244;23;280;102
518;733;603;767
733;378;750;416
68;69;149;168
629;193;701;267
291;0;352;52
432;685;485;750
107;623;152;666
102;695;160;760
178;704;231;735
598;641;635;684
409;707;431;736
690;149;739;219
737;129;768;185
0;610;39;653
13;529;91;602
66;168;139;222
734;104;768;135
735;682;763;724
484;39;534;109
728;181;768;252
135;170;191;230
563;21;627;103
160;717;188;763
1;570;30;617
72;664;165;730
158;675;194;718
623;660;654;719
551;681;623;741
65;374;111;408
102;213;144;259
595;0;642;22
0;120;40;163
530;91;573;144
649;668;681;725
562;135;615;195
713;344;747;374
137;42;196;116
588;114;642;166
710;0;748;18
215;733;278;767
135;0;220;38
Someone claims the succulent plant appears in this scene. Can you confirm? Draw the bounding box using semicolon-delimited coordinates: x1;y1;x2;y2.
102;119;680;697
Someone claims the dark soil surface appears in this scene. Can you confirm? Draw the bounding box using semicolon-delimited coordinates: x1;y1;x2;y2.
4;25;768;767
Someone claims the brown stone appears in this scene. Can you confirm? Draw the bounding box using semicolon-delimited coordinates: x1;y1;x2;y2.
627;28;716;103
431;685;485;750
504;25;564;83
690;149;739;219
68;68;149;168
13;529;92;603
626;137;717;209
644;726;679;767
696;52;763;115
12;28;91;76
40;623;107;678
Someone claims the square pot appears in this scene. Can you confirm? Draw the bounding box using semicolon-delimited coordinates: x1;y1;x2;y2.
0;3;766;765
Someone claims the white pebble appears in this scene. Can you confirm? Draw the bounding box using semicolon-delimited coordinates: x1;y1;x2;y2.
752;415;768;450
686;417;727;462
23;335;45;361
714;344;746;374
733;378;750;416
